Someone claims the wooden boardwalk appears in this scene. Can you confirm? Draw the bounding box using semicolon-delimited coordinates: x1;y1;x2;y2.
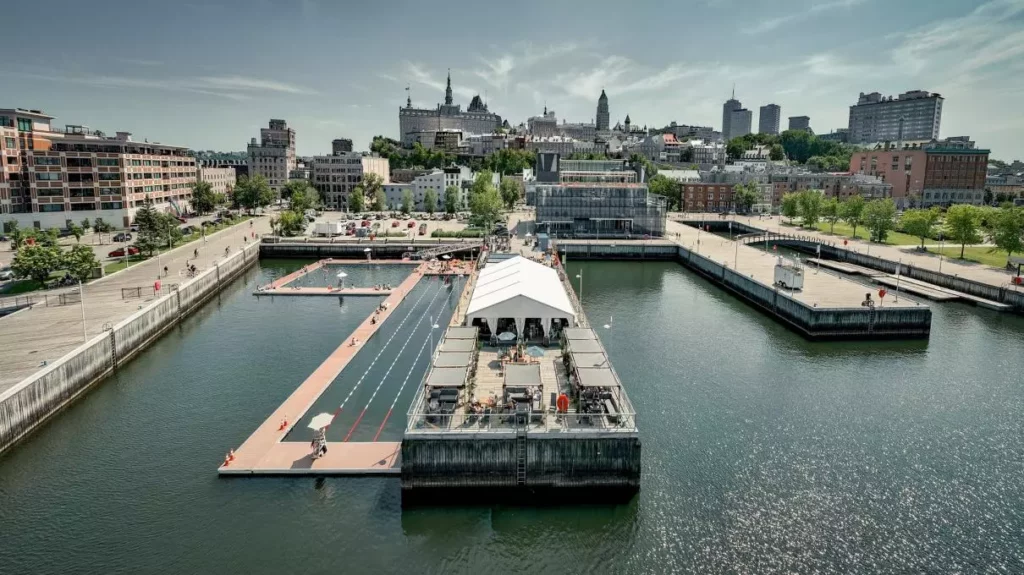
255;287;393;297
220;263;426;475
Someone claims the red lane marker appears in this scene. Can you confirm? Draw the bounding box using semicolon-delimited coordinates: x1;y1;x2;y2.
372;409;393;442
342;409;367;442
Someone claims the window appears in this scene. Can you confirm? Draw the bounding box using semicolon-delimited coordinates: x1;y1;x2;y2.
35;156;60;166
17;118;32;131
98;158;119;167
66;158;93;168
69;188;95;198
98;173;120;181
101;202;123;210
70;202;96;211
35;172;61;181
4;137;15;148
39;203;65;212
36;188;65;197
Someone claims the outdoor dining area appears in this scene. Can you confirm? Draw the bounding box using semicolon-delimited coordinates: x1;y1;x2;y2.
422;327;478;426
561;327;630;427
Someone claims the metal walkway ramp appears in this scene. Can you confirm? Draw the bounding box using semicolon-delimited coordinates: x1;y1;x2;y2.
413;241;483;260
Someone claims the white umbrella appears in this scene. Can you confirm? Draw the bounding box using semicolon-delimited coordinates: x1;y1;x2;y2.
442;254;451;260
497;331;517;342
525;233;532;238
308;413;334;430
363;248;371;252
336;271;348;279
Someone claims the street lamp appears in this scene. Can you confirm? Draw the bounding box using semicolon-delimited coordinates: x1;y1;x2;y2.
78;278;87;341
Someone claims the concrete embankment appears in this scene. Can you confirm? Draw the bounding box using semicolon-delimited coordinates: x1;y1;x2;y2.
751;231;1024;314
0;242;260;454
559;240;932;340
259;238;482;259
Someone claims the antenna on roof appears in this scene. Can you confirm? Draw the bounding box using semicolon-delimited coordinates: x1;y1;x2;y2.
731;84;735;99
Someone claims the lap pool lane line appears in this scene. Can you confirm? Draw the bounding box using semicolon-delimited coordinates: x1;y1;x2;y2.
328;278;446;435
222;263;427;473
343;281;457;442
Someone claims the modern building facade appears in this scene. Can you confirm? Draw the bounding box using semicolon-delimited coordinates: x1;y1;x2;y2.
758;104;781;135
532;153;666;237
722;93;742;142
398;71;501;147
0;109;197;229
247;119;296;195
331;138;353;154
198;165;236;197
788;116;811;131
728;108;752;141
310;152;389;211
847;90;943;144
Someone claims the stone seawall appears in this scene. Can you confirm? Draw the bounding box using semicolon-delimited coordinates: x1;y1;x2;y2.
0;242;260;454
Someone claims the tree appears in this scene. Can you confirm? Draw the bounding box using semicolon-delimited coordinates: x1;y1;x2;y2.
62;244;99;282
726;138;748;160
423;188;438;215
732;182;760;214
646;174;678;210
272;210;305;237
469;175;503;229
93;217;113;233
288;183;316;215
769;144;785;161
281;179;310;202
821;197;841;234
372;188;387;211
10;244;62;284
863;198;897;242
349;186;365;213
499;178;520;210
984;188;994;206
987;206;1024;265
484;148;536;175
781;193;800;223
444;185;460;214
797;189;823;227
900;208;941;249
5;220;24;249
233;175;273;214
400;189;414;214
191;180;218;214
80;218;91;232
69;223;84;243
945;204;983;259
841;195;866;239
133;201;163;256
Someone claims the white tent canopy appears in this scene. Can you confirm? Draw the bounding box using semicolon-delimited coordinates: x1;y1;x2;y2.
466;256;576;337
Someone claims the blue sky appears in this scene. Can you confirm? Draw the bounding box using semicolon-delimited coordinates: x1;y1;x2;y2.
4;0;1023;159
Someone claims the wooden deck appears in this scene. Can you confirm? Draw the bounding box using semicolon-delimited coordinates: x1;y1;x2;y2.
220;263;426;475
255;287;393;297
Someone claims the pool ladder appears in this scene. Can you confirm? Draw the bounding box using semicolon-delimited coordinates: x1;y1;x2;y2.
515;425;527;486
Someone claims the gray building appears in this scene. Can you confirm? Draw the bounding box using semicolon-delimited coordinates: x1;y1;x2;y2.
398;71;501;146
758;104;781;135
331;138;353;154
728;108;752;140
596;89;610;132
847;90;943;144
788;116;811;131
531;153;666;238
722;92;742;141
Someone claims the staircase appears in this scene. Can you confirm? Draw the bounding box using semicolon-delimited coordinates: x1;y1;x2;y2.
414;241;483;261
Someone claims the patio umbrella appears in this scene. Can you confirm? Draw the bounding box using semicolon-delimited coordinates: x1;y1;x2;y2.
525;233;532;238
496;331;517;343
308;412;334;430
525;346;545;358
441;254;451;260
335;271;348;279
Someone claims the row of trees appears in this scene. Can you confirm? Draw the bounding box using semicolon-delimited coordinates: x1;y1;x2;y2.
726;130;855;169
10;243;99;285
781;190;1024;263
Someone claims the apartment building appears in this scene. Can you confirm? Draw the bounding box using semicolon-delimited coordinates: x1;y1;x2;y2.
310;152;389;211
788;116;811;131
759;104;781;135
847;91;943;144
197;165;236;197
247;119;296;195
1;108;196;229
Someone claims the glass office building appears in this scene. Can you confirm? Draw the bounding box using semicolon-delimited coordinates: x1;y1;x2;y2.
534;183;667;237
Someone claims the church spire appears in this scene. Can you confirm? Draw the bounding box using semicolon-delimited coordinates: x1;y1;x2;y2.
445;68;453;106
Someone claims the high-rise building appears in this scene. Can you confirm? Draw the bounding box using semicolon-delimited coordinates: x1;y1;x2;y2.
0;108;197;229
722;90;742;141
247;119;296;195
788;116;811;131
596;89;610;132
847;90;943;144
728;108;752;140
331;138;353;154
758;104;781;135
398;70;502;146
310;151;389;212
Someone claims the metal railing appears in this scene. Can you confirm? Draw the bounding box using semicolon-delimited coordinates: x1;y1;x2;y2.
121;284;178;300
405;394;637;435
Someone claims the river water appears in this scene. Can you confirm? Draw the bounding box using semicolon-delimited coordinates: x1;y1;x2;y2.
0;259;1021;574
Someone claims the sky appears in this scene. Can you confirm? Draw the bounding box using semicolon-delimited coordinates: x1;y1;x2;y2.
4;0;1023;160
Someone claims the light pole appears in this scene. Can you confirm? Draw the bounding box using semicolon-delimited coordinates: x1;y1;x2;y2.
429;322;440;359
575;270;583;306
939;234;944;273
78;278;87;341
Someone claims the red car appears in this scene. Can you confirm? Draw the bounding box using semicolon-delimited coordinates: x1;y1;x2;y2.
361;219;370;227
108;246;140;257
391;220;400;227
407;220;416;228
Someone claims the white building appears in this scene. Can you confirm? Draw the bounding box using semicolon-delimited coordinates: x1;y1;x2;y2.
310;152;390;211
247;119;295;195
198;165;236;197
463;134;508;156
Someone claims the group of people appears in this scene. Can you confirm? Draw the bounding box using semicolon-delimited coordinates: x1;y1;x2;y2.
374;283;392;291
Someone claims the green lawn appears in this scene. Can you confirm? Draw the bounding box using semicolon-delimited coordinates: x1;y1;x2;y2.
101;216;251;274
0;279;44;295
103;255;149;274
808;222;923;246
927;246;1015;269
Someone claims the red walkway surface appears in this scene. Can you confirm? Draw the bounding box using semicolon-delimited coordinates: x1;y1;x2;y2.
256;287;393;297
220;263;426;475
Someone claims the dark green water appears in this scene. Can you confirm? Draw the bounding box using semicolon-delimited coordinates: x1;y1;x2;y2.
1;259;1022;574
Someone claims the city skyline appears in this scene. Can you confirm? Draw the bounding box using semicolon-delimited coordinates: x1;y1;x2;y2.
1;0;1022;158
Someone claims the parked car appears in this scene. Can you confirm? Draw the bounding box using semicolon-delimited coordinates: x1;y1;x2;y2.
361;219;370;227
129;225;139;232
112;232;132;242
407;220;416;228
0;267;14;281
200;220;216;227
418;223;428;236
175;216;187;224
180;226;196;235
108;246;140;257
391;220;400;227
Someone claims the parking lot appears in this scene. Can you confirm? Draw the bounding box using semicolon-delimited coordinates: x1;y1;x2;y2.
302;212;470;239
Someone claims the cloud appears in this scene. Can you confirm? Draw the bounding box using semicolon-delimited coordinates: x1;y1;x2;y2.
114;57;163;67
404;62;476;100
0;69;317;101
473;42;581;92
742;0;866;34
